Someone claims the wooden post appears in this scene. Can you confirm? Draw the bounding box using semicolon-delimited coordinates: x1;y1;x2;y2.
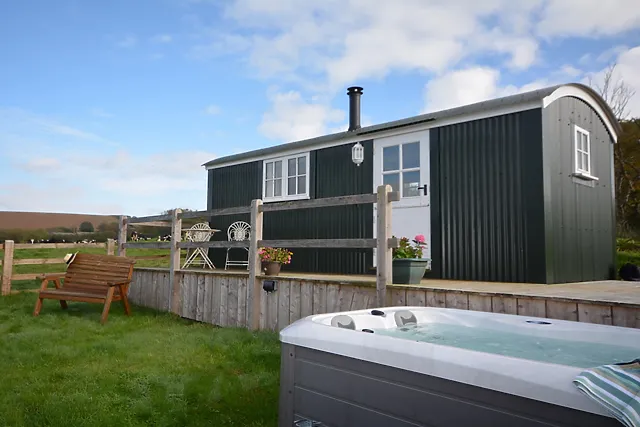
1;240;14;296
247;199;263;330
376;185;392;307
117;216;127;257
106;238;115;255
170;209;182;314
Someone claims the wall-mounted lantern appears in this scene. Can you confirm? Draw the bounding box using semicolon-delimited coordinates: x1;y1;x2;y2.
352;142;364;167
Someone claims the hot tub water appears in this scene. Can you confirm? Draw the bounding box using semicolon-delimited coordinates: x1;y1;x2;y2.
372;322;638;368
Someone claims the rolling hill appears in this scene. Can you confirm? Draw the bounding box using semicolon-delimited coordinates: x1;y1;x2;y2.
0;211;119;231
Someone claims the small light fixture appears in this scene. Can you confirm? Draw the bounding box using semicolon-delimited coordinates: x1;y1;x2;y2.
352;142;364;166
263;280;277;293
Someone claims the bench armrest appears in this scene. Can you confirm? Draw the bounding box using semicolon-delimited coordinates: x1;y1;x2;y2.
107;280;131;287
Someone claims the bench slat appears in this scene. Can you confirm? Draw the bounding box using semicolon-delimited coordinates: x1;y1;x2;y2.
39;290;107;304
65;272;130;283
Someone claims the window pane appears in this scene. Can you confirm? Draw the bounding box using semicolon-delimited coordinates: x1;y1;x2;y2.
266;162;273;179
298;156;306;175
266;180;274;197
288;177;297;195
288;158;297;176
402;142;420;169
583;134;589;153
403;171;420;197
298;176;306;194
383;173;400;192
273;179;282;197
383;146;399;171
578;151;584;170
583;153;589;172
274;160;282;178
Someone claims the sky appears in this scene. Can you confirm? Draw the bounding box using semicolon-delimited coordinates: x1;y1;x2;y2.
1;0;639;217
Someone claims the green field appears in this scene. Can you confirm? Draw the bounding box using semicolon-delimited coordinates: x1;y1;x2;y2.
0;292;280;426
1;246;178;291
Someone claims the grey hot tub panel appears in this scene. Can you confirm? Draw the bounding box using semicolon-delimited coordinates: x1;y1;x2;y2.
278;343;617;427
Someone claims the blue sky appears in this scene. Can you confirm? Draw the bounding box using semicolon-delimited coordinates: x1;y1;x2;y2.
1;0;639;216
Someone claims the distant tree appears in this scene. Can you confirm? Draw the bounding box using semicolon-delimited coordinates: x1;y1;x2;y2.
587;62;639;235
79;221;94;232
612;119;640;235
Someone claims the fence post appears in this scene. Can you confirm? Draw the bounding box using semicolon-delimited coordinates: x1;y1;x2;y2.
376;185;392;307
106;238;115;255
170;209;182;315
247;199;263;331
117;215;128;257
1;240;14;296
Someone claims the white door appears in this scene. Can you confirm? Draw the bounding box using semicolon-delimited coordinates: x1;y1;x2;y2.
373;129;431;266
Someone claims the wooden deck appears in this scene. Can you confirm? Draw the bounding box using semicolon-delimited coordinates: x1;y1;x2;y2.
182;267;640;307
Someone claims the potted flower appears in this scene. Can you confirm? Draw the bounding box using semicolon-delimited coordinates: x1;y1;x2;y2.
392;234;430;284
259;247;293;276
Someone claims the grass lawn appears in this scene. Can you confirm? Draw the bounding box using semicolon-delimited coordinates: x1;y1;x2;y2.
0;293;281;426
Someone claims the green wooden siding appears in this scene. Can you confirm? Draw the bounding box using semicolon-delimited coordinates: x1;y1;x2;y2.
207;140;374;274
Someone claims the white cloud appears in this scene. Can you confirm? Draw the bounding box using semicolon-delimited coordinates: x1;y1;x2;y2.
188;0;640;134
422;67;550;113
116;35;138;48
198;0;556;92
19;157;61;171
0;183;123;215
559;65;583;78
0;108;215;216
90;107;114;118
151;34;173;43
536;0;640;38
423;67;502;112
2;148;215;216
203;104;221;115
0;107;114;145
258;90;345;141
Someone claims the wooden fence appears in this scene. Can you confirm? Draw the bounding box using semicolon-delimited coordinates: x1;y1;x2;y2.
129;268;640;330
120;185;400;330
1;240;114;295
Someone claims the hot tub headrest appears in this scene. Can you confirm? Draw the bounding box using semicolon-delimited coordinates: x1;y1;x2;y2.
330;315;356;330
394;310;417;327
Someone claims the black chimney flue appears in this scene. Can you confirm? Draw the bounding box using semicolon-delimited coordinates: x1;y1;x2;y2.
347;86;363;131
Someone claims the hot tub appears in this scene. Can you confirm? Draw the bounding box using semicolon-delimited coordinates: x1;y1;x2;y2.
278;306;640;427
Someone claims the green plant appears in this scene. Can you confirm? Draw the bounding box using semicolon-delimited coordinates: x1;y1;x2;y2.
79;221;94;232
258;247;293;264
392;234;427;259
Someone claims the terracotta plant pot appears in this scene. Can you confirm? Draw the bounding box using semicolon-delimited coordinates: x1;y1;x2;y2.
264;261;282;276
392;258;430;284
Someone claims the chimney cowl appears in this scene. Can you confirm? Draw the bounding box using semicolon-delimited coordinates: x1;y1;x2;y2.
347;86;363;132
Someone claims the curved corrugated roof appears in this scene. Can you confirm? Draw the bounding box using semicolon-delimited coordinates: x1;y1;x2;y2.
203;82;621;168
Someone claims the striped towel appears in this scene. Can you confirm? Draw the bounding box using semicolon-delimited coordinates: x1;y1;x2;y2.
573;359;640;427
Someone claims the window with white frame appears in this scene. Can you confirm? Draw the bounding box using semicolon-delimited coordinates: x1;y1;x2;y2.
574;125;592;176
263;153;309;202
382;141;421;197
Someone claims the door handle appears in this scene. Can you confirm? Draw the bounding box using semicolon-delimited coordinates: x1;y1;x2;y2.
417;184;428;196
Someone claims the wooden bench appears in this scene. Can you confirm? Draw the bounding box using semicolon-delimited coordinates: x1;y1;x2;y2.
33;253;136;324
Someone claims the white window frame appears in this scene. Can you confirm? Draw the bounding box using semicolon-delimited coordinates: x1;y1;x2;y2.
573;125;598;181
262;153;310;203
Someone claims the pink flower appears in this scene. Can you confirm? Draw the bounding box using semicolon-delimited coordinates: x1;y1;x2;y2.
414;234;425;244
